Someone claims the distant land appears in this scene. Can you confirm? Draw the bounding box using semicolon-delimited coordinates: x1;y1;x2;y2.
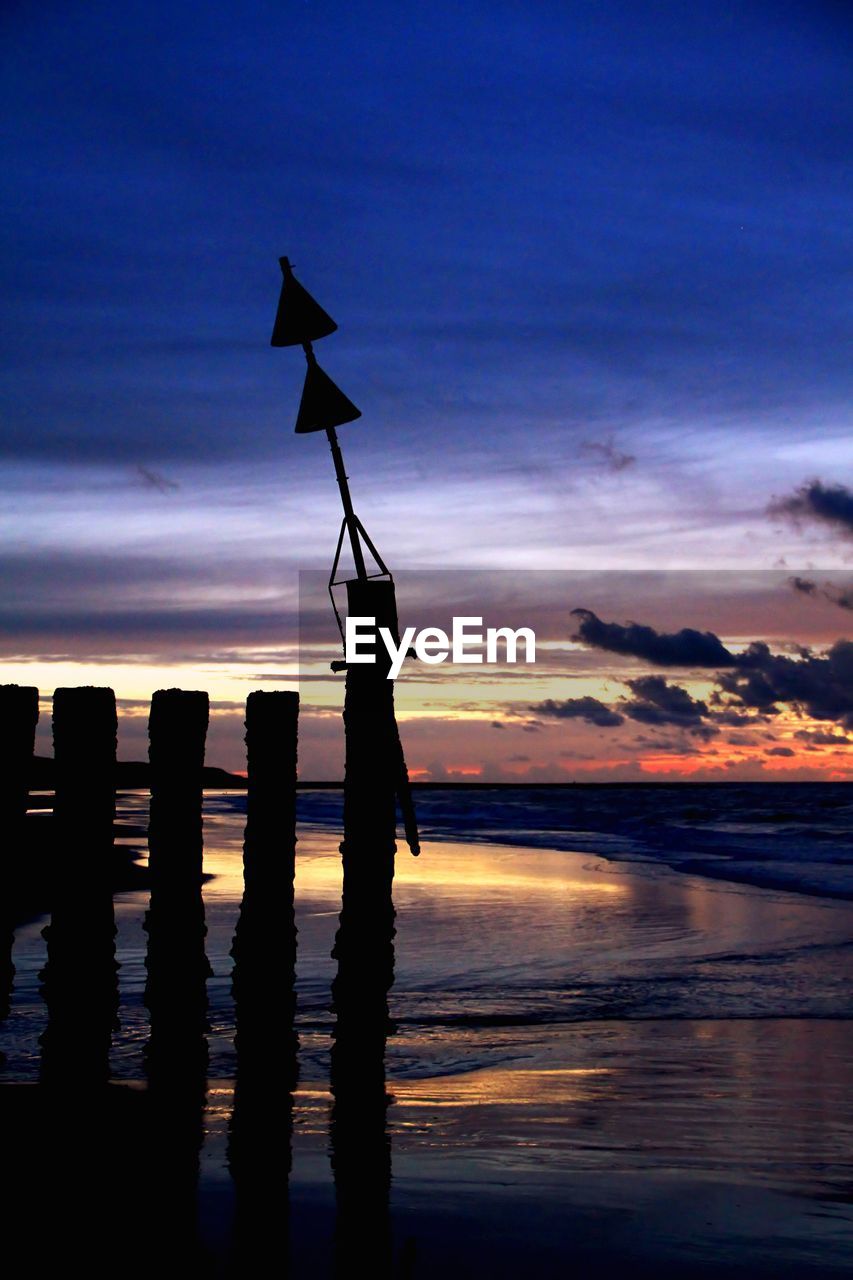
25;759;849;791
29;756;248;790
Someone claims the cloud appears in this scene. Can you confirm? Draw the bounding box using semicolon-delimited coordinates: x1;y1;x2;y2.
579;437;636;472
573;608;853;733
765;746;795;757
571;608;737;667
135;465;179;493
787;574;853;611
769;480;853;539
825;585;853;612
531;696;624;728
718;639;853;730
621;675;709;730
789;575;819;597
709;707;761;727
794;728;850;746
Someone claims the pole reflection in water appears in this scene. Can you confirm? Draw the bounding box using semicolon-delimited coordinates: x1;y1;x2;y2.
330;587;401;1278
39;884;119;1085
228;691;299;1272
330;850;397;1277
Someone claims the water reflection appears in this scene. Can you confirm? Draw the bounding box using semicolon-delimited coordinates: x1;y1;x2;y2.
330;846;397;1275
39;882;118;1084
143;775;211;1268
227;737;299;1272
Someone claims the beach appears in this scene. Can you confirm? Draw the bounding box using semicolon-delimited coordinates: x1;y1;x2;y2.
2;788;852;1277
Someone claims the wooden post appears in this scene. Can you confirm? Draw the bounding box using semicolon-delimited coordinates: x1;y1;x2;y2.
41;687;118;1080
52;686;117;862
340;578;400;874
147;688;209;883
0;684;39;1019
242;689;299;882
228;691;299;1258
0;684;40;844
330;580;398;1276
143;688;211;1139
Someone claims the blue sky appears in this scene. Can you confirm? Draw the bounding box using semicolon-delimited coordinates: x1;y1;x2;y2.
1;0;851;773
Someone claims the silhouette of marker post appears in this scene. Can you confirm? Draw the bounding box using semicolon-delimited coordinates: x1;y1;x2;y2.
270;255;419;857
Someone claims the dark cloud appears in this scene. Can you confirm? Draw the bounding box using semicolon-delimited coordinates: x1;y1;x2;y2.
135;465;179;493
571;608;737;667
787;574;853;611
621;675;709;731
789;575;819;596
770;480;853;539
765;746;795;757
794;728;851;746
531;696;624;728
825;585;853;612
579;437;636;472
573;608;853;732
709;707;762;727
718;639;853;730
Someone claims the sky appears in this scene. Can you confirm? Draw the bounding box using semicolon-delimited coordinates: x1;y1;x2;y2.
1;0;851;778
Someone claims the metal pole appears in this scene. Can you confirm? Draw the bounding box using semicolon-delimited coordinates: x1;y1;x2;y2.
326;425;368;582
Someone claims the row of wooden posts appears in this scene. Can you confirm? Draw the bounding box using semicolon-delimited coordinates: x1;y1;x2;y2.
1;683;299;849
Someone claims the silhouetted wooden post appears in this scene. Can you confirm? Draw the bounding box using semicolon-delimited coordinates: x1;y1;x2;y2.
341;578;400;874
0;684;39;1019
147;688;209;883
41;687;118;1082
144;688;211;1226
0;683;39;833
328;580;399;1276
0;684;39;845
52;686;117;862
243;689;298;881
228;689;299;1265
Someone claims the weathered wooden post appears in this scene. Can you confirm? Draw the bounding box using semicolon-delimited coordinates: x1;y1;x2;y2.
52;686;117;860
231;689;299;1034
241;688;299;884
40;686;118;1082
228;690;299;1263
0;684;39;1018
144;686;211;1067
331;593;397;1274
340;578;400;877
143;688;211;1240
0;683;39;845
147;688;209;883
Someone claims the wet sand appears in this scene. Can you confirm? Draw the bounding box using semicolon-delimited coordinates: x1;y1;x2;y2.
1;796;851;1276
